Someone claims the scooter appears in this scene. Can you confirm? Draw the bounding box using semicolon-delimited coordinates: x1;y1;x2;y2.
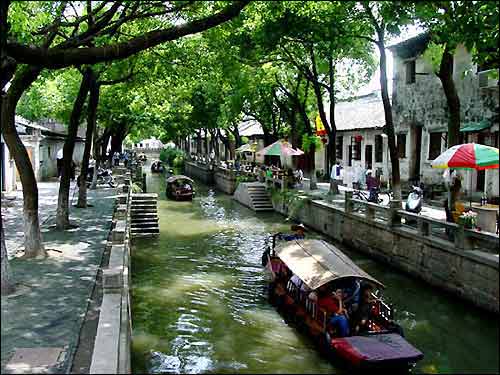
405;185;423;214
78;167;115;188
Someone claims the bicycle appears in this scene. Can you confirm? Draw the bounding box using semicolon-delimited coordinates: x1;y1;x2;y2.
352;187;392;206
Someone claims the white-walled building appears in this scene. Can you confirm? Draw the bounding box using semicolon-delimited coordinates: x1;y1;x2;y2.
315;91;391;187
1;116;85;193
134;137;164;150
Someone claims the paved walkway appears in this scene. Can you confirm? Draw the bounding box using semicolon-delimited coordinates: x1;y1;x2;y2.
1;182;117;373
294;180;447;221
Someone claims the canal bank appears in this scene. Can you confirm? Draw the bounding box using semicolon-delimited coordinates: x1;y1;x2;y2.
131;171;499;374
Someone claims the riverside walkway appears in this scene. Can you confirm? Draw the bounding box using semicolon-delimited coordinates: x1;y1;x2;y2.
1;181;117;374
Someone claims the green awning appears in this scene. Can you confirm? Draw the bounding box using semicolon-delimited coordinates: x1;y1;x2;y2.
460;120;491;132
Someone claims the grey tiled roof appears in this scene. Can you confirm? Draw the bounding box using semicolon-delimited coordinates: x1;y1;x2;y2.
332;92;386;131
238;118;264;136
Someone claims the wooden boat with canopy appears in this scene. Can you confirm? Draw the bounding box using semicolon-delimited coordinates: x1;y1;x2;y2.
166;175;195;201
262;238;423;371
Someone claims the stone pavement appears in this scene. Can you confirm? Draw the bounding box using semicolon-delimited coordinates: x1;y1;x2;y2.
1;182;117;373
1;180;80;257
297;181;447;221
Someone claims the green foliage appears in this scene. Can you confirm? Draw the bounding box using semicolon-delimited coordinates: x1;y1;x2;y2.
241;136;249;144
302;135;322;152
422;42;446;73
235;174;257;188
131;183;143;193
159;147;185;166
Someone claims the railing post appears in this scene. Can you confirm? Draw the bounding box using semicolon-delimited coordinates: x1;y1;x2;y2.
388;200;402;227
366;204;375;220
455;222;473;250
345;191;353;213
418;218;430;236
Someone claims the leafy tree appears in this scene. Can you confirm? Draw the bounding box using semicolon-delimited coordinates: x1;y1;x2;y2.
1;1;249;257
348;1;415;200
416;1;499;147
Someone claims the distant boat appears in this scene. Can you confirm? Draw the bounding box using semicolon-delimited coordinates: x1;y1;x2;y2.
151;160;164;173
166;175;195;201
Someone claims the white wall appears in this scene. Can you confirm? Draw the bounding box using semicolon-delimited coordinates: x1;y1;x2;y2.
1;136;16;192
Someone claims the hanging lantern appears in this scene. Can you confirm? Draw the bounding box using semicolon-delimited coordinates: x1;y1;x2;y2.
354;134;363;142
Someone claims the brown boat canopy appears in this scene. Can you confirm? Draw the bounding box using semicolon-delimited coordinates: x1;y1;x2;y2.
166;175;194;184
275;239;384;290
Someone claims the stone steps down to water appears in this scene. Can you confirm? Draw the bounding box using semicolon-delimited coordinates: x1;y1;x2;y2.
233;182;274;212
130;193;159;237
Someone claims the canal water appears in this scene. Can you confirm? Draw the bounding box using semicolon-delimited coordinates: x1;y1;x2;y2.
131;171;499;374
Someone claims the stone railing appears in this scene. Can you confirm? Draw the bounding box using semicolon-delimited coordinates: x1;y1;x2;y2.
272;191;499;313
344;191;499;253
89;174;132;374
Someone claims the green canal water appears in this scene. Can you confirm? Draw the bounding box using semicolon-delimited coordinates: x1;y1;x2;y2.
131;172;499;374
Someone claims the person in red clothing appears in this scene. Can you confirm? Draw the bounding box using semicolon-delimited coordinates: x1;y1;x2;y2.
318;288;350;337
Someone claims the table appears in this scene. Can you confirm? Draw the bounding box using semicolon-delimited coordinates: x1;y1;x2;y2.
470;203;499;234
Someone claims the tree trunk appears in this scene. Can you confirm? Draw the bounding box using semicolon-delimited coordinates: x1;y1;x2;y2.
196;130;202;154
377;37;401;200
77;71;99;207
1;213;15;295
437;46;461;147
326;54;337;176
56;68;92;229
1;65;46;258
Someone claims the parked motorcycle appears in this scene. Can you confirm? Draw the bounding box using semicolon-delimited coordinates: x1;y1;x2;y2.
77;167;115;188
405;185;423;214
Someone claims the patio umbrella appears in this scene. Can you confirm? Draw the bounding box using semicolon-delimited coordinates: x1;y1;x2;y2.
235;143;256;153
431;143;499;170
431;143;499;206
256;140;304;157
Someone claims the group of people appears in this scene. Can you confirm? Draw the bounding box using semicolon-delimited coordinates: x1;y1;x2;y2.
267;224;377;339
112;151;131;167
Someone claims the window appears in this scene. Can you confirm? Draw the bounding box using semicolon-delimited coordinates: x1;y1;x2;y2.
375;135;383;163
397;133;406;158
351;136;361;160
336;136;343;160
428;132;442;160
405;60;416;84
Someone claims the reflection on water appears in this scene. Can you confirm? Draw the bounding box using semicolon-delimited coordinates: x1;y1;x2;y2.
132;171;499;374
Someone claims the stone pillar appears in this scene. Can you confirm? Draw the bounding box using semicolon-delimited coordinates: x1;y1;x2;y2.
388;199;402;227
454;223;474;250
418;218;430;236
345;191;353;213
366;204;375;221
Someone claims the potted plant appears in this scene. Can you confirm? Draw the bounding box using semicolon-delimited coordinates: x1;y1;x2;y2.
458;210;478;229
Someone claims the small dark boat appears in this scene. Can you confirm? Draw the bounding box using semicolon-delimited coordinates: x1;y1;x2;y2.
166;175;195;201
151;160;164;173
262;238;423;371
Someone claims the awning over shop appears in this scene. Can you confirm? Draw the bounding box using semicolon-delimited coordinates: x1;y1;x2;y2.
460;120;491;133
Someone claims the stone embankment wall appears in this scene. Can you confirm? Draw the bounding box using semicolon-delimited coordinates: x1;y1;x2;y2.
185;161;214;185
90;170;132;374
273;194;499;314
184;161;238;194
214;167;238;194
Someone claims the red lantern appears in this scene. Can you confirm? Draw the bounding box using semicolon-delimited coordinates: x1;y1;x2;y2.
354;135;363;142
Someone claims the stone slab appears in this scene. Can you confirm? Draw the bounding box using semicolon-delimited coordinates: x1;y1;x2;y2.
90;294;121;374
4;347;64;374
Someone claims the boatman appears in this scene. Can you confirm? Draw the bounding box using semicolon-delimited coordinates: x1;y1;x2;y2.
276;223;306;241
